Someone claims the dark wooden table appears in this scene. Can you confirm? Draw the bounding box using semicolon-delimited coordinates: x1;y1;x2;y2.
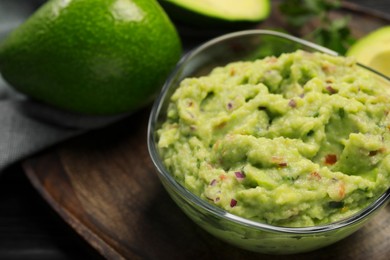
0;1;389;259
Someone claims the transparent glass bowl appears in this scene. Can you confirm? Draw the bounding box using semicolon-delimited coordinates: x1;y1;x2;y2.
147;30;390;254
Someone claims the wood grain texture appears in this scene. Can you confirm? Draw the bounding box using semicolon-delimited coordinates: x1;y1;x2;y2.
23;2;390;260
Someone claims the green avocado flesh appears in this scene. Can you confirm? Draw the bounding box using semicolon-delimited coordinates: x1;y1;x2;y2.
159;0;270;28
347;26;390;77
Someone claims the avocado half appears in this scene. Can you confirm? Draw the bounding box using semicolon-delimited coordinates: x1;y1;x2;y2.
158;0;271;29
347;26;390;77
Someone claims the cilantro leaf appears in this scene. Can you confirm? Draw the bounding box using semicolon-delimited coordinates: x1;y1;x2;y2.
279;0;355;54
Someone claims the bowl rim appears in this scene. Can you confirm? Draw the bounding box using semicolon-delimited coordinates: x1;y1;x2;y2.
147;29;390;234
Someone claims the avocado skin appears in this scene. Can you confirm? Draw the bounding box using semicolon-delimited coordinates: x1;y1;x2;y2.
0;0;182;115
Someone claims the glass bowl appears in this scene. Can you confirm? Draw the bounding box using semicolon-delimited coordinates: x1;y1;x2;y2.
147;30;390;254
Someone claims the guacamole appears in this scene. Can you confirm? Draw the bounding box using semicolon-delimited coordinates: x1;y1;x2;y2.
157;50;390;227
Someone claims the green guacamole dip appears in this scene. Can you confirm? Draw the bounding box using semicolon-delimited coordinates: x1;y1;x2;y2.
157;50;390;227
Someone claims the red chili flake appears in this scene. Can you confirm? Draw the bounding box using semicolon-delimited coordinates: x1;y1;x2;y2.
326;86;337;94
271;156;287;167
325;154;337;165
230;199;237;207
210;179;217;186
234;171;245;180
278;162;288;167
220;174;227;181
288;99;297;108
309;171;322;180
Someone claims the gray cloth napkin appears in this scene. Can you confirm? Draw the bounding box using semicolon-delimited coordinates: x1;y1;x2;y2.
0;87;78;171
0;0;127;172
0;75;126;171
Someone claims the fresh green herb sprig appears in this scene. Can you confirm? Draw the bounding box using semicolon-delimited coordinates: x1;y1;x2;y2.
279;0;355;54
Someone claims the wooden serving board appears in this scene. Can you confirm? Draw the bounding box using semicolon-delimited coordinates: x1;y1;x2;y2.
23;2;390;260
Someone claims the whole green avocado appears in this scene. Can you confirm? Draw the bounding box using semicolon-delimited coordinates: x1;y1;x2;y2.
0;0;182;115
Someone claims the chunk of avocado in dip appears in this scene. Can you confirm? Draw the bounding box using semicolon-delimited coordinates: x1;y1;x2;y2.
157;50;390;227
